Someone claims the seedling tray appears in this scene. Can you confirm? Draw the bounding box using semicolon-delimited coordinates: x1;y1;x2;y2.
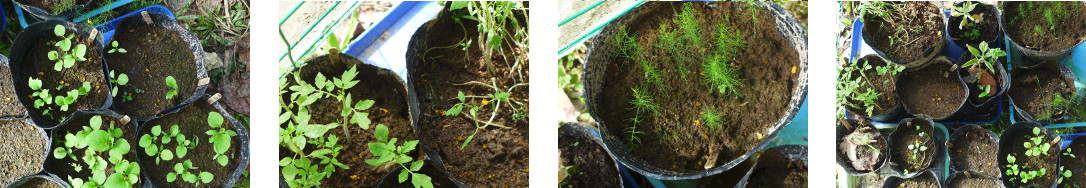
847;11;1004;125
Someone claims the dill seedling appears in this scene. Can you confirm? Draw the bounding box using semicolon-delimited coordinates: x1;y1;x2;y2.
700;107;724;130
628;86;660;116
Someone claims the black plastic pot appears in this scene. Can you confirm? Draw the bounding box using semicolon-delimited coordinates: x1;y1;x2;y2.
948;1;1003;51
998;122;1061;188
12;0;93;21
881;170;942;188
946;170;1003;188
887;115;946;178
4;174;69;188
0;118;49;186
43;109;138;187
1000;2;1086;63
896;57;968;121
957;52;1010;108
1008;60;1077;123
946;124;999;178
105;11;208;121
835;118;887;175
861;2;946;70
734;145;808;188
136;94;249;188
558;122;623;187
843;54;904;122
581;1;807;180
0;55;29;119
1058;134;1086;188
9;19;112;129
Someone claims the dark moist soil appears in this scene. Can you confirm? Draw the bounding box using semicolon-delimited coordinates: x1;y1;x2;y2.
843;55;897;117
890;118;936;174
957;53;1000;105
1058;139;1086;187
45;115;141;188
408;5;530;187
105;21;198;118
280;54;415;187
898;59;965;119
18;177;64;188
1001;130;1058;187
600;2;798;172
947;125;999;177
863;2;943;62
13;0;88;14
1003;2;1086;51
139;101;241;187
745;150;808;188
16;28;109;124
0;64;28;118
836;119;886;173
559;136;620;187
948;1;999;48
1009;62;1074;122
947;173;1000;188
885;172;938;187
378;161;456;188
0;120;47;186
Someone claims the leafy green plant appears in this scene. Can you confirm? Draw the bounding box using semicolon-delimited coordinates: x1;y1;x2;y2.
165;76;179;99
167;159;213;186
444;82;521;149
365;124;432;188
962;41;1006;75
950;2;982;30
48;25;89;72
1063;148;1076;158
205;111;237;166
978;84;992;98
907;125;929;160
108;41;128;54
836;59;897;118
1058;166;1072;184
108;70;141;102
1024;127;1052;157
52;115;140;187
29;77;91;119
279;62;428;187
1005;154;1047;184
139;124;197;164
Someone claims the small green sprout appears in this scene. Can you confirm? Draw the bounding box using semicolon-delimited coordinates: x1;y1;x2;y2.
49;25;89;72
108;41;127;54
165;76;178;99
139;124;197;164
29;77;91;119
167;159;213;187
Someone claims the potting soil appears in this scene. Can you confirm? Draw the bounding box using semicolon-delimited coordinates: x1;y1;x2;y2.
139;101;241;187
890;118;936;173
0;120;46;186
948;125;999;177
559;135;620;187
1003;2;1086;51
0;64;27;118
899;59;965;119
105;21;198;118
18;30;109;124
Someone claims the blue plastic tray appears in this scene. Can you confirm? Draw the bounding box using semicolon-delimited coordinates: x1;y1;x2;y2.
848;11;1003;125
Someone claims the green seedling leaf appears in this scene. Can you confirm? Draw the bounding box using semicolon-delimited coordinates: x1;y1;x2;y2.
208;112;224;128
54;25;65;36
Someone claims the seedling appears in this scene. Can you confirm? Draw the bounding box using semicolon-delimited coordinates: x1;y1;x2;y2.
446;1;528;75
962;41;1005;74
107;41;128;54
165;76;179;99
48;25;89;72
1005;154;1047;184
700;107;724;130
444;81;523;150
1063;148;1076;158
205;111;237;166
1024;127;1052;157
836;59;887;117
365;124;432;188
1058;166;1072;184
52;115;141;187
29;77;91;119
107;70;141;102
950;2;982;30
907;125;929;160
139;124;198;164
167;160;213;186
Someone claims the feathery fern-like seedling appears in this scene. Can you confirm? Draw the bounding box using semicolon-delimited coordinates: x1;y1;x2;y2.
700;107;724;130
628;86;660;116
